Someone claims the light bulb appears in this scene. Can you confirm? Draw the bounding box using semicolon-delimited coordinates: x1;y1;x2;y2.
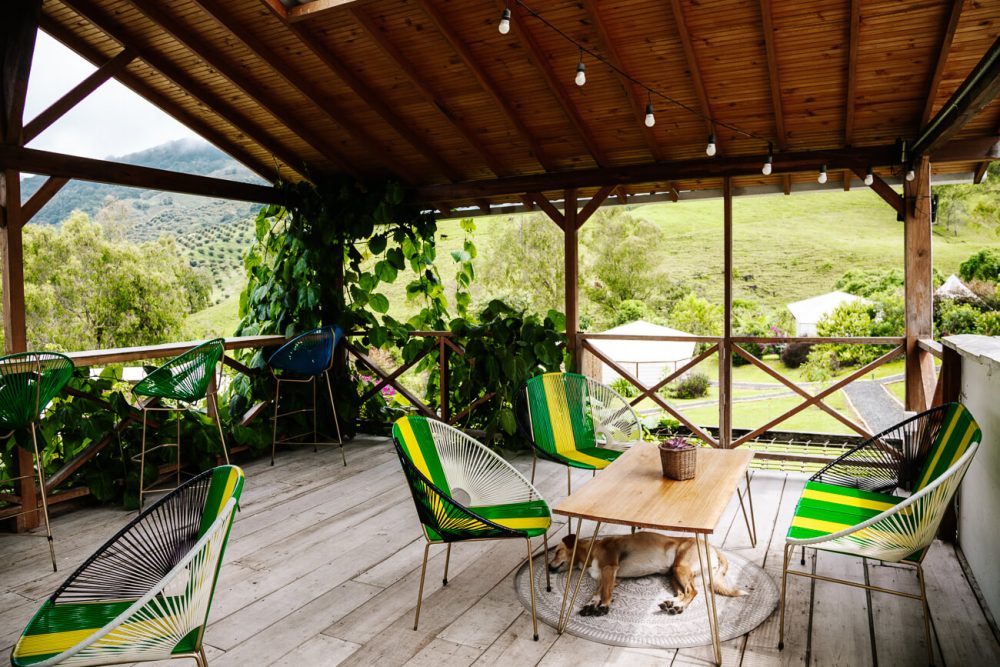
762;142;773;175
864;166;874;186
575;61;586;86
644;102;655;127
906;167;916;182
706;133;716;156
498;8;511;34
762;160;772;176
818;164;828;184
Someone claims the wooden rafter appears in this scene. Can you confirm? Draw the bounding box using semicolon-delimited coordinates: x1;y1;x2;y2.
38;15;280;182
844;0;860;145
579;0;665;162
669;0;716;144
416;0;555;171
124;0;365;180
759;0;787;150
57;0;311;181
21;176;68;222
974;161;989;183
576;185;615;227
922;0;965;126
852;166;904;216
504;1;608;169
349;6;513;178
258;0;465;183
527;191;564;230
23;46;135;143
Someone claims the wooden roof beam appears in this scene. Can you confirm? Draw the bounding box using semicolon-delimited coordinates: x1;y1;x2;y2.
57;0;313;181
759;0;787;150
22;176;68;222
38;15;281;182
503;1;609;169
348;6;512;178
669;0;717;147
911;36;1000;159
23;46;135;143
922;0;965;126
416;0;555;172
844;0;860;145
258;1;466;183
123;0;366;180
579;0;664;162
851;166;903;216
974;161;989;184
1;0;40;144
1;144;283;204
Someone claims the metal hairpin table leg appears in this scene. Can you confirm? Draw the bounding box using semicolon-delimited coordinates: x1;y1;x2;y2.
557;518;602;633
736;470;757;547
696;533;722;664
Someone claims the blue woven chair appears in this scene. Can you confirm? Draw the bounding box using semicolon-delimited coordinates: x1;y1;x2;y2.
268;326;345;466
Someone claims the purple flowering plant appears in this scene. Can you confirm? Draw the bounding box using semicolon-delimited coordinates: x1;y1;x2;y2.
659;436;694;450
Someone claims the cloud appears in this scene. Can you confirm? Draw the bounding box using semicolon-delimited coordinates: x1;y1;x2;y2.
25;31;199;160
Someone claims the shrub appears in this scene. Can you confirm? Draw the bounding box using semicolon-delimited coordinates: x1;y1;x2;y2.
781;342;813;369
937;301;981;336
609;377;638;398
977;311;1000;336
959;249;1000;283
667;372;710;399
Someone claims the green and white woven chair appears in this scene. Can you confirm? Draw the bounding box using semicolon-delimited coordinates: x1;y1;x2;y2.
392;416;552;640
515;372;642;494
11;465;244;667
778;402;982;663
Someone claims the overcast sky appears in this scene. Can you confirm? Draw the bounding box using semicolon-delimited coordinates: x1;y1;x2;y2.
25;30;199;160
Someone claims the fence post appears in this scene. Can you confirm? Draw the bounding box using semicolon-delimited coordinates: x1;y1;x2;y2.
439;336;449;422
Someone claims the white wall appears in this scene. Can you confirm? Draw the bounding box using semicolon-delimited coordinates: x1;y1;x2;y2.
947;335;1000;621
795;320;817;337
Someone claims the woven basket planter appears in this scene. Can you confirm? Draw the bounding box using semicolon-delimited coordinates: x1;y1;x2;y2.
659;443;697;480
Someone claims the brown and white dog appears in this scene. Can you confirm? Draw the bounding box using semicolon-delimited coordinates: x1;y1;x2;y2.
549;531;747;616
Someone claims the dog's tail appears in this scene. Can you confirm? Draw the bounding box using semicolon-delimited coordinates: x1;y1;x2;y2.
712;550;748;597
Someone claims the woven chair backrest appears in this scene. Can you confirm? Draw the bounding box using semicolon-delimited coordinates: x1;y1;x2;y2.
913;402;981;492
133;339;224;402
267;326;341;375
393;414;452;495
0;352;74;431
524;372;596;456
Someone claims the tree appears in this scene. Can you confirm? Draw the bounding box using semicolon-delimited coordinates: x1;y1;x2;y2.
668;293;722;336
15;210;211;351
478;214;565;314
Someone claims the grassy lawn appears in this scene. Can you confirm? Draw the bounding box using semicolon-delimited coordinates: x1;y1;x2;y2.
183;292;240;339
681;391;858;435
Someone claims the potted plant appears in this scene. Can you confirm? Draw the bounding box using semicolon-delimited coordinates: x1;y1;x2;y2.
658;436;697;480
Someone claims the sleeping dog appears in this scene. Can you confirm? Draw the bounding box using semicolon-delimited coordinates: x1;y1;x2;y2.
549;531;747;616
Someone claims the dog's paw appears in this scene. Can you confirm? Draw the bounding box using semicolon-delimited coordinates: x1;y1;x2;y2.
580;604;595;616
593;604;610;616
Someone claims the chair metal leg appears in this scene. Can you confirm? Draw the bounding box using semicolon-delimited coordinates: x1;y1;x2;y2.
778;542;792;650
270;379;281;466
312;376;318;452
800;545;806;565
530;452;537;483
543;531;551;592
414;542;430;630
193;646;209;667
324;371;346;466
138;409;149;511
566;466;572;496
30;424;57;572
443;543;452;585
526;537;539;641
210;393;229;465
175;410;182;491
916;563;935;666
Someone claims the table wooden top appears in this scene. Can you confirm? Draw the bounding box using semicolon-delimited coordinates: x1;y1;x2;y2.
552;445;754;534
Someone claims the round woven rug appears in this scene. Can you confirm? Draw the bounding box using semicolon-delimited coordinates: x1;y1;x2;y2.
513;547;778;648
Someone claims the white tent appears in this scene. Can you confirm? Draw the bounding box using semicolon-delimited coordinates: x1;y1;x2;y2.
588;320;696;387
936;274;979;301
787;291;867;336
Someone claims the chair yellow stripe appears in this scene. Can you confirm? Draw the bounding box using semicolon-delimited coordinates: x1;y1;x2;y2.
542;375;576;456
801;488;897;512
491;517;552;531
916;412;961;489
217;468;238;518
917;417;976;490
16;616;178;658
791;515;853;534
558;449;614;469
396;418;431;480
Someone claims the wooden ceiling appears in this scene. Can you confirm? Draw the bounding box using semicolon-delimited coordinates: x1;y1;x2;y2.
36;0;1000;212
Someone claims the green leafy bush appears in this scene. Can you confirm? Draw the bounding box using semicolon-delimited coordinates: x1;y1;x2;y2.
667;372;710;399
977;311;1000;336
959;249;1000;283
610;377;638;398
936;301;981;336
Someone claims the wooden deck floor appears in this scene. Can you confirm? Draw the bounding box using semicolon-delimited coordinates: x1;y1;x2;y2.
3;436;999;666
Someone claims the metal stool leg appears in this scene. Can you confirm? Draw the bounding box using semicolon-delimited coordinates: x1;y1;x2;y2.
311;376;318;453
324;371;346;466
210;392;229;464
30;423;57;572
138;408;149;511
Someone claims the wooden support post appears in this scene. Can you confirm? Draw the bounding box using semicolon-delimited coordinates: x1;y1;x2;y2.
904;157;936;411
564;189;579;370
439;337;449;422
938;342;963;542
720;178;733;448
1;0;40;531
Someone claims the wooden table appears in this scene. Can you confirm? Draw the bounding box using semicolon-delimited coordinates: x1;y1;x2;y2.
552;445;756;665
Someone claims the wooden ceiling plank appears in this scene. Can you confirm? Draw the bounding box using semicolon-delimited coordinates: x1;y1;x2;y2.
1;144;282;204
257;1;465;182
57;0;315;181
21;176;68;222
504;1;607;168
669;0;716;144
124;0;366;180
23;46;135;143
416;0;554;172
39;14;281;182
349;6;511;178
287;0;362;23
921;0;965;126
579;0;664;162
844;0;860;146
759;0;787;150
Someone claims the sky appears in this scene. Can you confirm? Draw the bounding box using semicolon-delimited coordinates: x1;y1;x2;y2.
25;30;199;160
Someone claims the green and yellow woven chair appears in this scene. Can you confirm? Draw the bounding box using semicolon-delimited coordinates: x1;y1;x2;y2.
392;416;552;641
515;372;643;494
11;465;244;667
0;352;74;571
778;402;982;663
132;339;229;509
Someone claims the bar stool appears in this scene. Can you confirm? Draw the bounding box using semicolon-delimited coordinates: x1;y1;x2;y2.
0;352;74;571
268;326;344;466
132;339;228;509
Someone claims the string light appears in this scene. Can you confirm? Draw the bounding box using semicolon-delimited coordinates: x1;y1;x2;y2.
818;164;828;184
762;142;773;175
644;93;655;127
864;165;874;186
498;5;511;35
706;133;717;157
905;165;916;182
575;49;586;86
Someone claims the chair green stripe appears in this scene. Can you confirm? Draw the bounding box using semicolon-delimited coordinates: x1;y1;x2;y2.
525;373;619;470
914;403;980;491
392;416;451;493
525;374;560;458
